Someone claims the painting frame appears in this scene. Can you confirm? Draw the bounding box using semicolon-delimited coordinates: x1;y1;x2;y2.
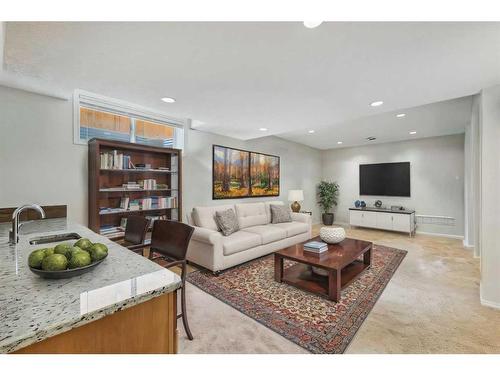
212;144;280;200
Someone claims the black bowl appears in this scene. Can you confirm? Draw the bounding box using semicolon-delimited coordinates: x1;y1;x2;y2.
29;255;107;279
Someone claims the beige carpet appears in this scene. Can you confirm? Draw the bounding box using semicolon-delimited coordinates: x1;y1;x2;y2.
177;225;500;354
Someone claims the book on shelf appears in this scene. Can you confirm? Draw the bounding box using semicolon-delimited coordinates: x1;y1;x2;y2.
120;197;130;209
100;150;136;170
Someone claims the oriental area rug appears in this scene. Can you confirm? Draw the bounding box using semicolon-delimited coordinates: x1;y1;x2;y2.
187;244;407;354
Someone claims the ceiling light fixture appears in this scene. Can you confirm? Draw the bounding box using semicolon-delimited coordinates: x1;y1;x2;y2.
308;130;315;134
396;113;406;118
366;136;377;141
161;97;176;103
409;131;417;135
370;101;384;107
303;21;323;29
337;141;343;145
259;127;268;132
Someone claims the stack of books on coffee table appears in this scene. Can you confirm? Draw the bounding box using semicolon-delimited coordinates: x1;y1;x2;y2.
303;241;329;254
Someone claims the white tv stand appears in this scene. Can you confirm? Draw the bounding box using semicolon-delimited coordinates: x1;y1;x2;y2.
349;207;416;237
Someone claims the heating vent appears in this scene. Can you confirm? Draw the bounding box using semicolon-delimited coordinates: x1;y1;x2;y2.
416;215;455;226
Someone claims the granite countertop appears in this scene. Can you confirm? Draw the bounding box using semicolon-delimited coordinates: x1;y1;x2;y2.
0;218;181;353
349;206;415;214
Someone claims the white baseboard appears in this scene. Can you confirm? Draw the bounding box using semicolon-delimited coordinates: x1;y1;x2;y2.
480;297;500;310
462;239;474;249
415;230;464;240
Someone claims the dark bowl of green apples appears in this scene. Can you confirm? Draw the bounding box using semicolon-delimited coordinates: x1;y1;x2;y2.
28;238;108;279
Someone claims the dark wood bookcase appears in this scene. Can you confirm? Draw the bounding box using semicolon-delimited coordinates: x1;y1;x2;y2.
88;138;182;238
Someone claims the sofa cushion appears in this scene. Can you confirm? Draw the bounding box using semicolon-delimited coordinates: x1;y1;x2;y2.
273;221;309;237
214;208;239;236
192;205;235;231
241;225;287;245
270;204;292;224
222;231;262;256
235;203;268;229
264;201;284;223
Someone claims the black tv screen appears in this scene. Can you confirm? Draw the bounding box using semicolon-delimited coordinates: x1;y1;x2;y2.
359;162;410;197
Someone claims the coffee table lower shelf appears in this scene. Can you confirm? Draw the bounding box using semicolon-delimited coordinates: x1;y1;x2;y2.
278;260;370;301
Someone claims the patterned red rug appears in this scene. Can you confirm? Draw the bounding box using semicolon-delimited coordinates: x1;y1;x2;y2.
187;244;406;354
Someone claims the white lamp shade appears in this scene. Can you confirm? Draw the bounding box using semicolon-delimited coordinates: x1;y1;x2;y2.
288;190;304;202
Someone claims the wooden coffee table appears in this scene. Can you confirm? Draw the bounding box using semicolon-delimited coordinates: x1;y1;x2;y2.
274;236;373;302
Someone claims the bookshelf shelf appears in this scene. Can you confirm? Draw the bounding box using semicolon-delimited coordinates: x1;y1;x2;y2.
99;188;178;193
99;207;178;216
100;169;177;174
88;138;182;237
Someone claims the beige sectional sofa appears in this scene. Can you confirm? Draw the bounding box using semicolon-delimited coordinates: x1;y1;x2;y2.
186;201;312;274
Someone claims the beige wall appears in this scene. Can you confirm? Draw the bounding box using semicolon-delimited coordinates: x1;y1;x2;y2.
0;86;88;224
479;85;500;308
183;128;322;223
321;135;465;237
0;86;322;226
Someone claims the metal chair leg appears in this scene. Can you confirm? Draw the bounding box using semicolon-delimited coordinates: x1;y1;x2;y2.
180;282;194;340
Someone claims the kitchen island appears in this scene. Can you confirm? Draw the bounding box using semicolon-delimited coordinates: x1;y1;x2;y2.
0;218;181;354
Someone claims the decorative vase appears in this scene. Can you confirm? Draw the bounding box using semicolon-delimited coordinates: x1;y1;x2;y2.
355;200;361;208
322;213;334;225
360;201;366;208
319;227;346;244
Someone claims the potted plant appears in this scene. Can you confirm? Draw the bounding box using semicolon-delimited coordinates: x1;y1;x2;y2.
317;181;339;225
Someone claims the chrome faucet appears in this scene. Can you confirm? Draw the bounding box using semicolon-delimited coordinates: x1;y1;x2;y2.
9;204;46;245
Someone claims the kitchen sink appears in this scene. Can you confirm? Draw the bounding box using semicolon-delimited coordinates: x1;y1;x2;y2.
29;232;81;245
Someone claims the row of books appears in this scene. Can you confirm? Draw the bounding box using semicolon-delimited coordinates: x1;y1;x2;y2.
303;241;329;254
100;150;134;170
100;215;173;239
119;196;178;210
100;150;173;171
101;181;169;191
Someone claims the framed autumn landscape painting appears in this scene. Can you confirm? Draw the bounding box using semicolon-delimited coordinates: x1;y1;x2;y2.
213;145;280;199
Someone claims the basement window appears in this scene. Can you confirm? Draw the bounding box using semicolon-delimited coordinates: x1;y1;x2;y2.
73;90;185;149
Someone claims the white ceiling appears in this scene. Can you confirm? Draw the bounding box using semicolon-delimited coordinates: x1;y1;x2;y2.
4;22;500;148
280;96;473;149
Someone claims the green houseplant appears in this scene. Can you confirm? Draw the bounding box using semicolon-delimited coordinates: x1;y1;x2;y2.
317;181;340;225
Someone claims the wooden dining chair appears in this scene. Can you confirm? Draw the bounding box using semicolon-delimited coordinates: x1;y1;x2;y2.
148;220;195;340
119;216;150;255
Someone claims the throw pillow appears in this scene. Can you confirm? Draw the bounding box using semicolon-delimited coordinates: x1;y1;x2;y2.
270;204;292;224
214;208;239;236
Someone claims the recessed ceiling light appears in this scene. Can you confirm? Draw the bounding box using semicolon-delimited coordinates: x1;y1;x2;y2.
303;21;323;29
161;97;176;103
370;101;384;107
396;113;406;118
259;127;268;132
308;130;315;134
409;131;417;135
337;141;343;145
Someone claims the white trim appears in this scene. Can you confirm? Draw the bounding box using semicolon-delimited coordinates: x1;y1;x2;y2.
462;239;474;249
415;230;464;240
480;297;500;310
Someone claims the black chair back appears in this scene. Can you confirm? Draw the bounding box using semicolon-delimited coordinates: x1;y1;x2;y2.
150;220;194;261
124;216;150;245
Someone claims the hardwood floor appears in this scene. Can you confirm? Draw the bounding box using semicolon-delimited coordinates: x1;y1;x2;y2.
171;224;500;353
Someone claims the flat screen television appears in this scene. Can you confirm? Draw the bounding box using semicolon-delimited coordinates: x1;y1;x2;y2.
359;162;410;197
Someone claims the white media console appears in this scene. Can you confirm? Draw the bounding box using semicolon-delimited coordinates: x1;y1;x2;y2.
349;207;416;237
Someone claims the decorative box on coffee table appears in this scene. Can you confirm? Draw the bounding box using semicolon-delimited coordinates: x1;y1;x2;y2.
274;236;372;302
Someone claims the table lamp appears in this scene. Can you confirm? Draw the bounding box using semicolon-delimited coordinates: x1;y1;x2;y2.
288;190;304;213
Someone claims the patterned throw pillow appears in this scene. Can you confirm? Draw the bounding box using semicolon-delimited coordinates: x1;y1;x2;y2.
270;205;292;224
214;209;239;236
